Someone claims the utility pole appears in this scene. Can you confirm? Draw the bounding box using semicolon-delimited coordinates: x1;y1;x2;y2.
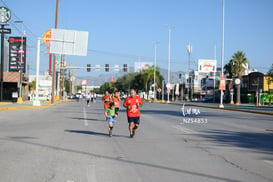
51;0;59;104
153;41;159;100
219;0;225;108
61;55;65;100
0;24;5;101
161;79;165;103
0;7;11;101
69;69;72;98
165;25;174;103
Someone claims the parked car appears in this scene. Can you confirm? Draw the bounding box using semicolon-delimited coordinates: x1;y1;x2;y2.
201;97;214;103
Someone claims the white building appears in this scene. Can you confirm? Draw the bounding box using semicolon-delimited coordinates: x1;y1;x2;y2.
29;72;52;100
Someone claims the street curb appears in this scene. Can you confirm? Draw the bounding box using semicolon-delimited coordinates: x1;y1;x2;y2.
0;100;69;112
167;102;273;116
0;104;53;112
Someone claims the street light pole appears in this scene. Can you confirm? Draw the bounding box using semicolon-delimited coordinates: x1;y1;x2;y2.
219;0;225;108
33;38;41;106
187;43;192;101
153;41;159;100
165;25;174;103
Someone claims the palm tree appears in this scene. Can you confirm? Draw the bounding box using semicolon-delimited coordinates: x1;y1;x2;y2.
141;66;155;93
224;60;234;89
231;51;249;105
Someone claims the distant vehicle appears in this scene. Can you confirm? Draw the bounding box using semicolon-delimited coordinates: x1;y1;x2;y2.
46;94;51;101
75;93;82;99
121;94;127;99
201;97;214;103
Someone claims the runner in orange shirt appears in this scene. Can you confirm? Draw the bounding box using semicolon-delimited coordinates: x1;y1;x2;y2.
123;89;143;138
112;91;121;115
103;91;111;110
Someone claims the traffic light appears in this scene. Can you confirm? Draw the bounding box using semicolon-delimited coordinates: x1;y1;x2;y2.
87;64;91;72
123;64;128;72
179;73;182;79
206;75;209;81
105;64;109;72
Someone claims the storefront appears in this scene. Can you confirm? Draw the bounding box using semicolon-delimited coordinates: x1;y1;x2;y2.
3;72;29;101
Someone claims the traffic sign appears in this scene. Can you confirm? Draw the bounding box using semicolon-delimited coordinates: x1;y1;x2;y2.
0;28;11;34
166;82;171;89
114;65;119;71
95;65;100;71
235;78;241;85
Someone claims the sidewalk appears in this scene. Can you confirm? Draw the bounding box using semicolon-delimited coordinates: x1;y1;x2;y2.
0;100;64;112
169;101;273;116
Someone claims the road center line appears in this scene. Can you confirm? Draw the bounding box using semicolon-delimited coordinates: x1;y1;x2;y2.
83;105;88;126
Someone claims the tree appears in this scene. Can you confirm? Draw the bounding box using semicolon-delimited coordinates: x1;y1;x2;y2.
75;85;82;92
231;51;249;105
29;80;36;91
266;64;273;93
142;66;154;92
102;66;164;97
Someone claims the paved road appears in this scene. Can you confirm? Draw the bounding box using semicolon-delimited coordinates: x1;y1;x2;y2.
0;100;272;182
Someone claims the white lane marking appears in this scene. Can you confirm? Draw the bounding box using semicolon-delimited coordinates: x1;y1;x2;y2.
264;160;273;167
67;180;74;182
172;125;196;134
83;105;88;126
87;164;97;182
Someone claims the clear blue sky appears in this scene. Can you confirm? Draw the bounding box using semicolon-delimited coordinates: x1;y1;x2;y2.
1;0;273;76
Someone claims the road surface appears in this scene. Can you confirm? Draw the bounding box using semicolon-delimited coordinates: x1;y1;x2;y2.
0;100;272;182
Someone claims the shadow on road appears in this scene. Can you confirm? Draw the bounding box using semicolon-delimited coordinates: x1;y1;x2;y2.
70;117;104;122
1;137;243;182
198;129;273;154
65;129;128;138
118;109;183;117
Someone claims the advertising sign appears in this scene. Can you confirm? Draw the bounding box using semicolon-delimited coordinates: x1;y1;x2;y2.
81;80;87;86
0;7;11;23
198;59;216;73
219;77;226;90
9;37;27;73
50;29;89;56
42;30;52;44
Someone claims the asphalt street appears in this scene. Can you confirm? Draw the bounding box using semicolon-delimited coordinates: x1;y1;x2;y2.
0;100;272;182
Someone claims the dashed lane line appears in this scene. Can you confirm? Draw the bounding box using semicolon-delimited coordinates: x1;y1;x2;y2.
172;125;196;134
83;105;88;126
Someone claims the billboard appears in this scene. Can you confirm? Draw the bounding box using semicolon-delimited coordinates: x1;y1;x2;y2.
9;37;27;73
81;80;87;86
50;29;89;56
134;62;153;72
198;59;216;73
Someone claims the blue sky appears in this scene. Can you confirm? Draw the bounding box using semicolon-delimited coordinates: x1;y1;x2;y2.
1;0;273;77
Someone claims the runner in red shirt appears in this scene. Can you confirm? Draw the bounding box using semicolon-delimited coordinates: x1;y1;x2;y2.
103;91;111;110
123;89;143;138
